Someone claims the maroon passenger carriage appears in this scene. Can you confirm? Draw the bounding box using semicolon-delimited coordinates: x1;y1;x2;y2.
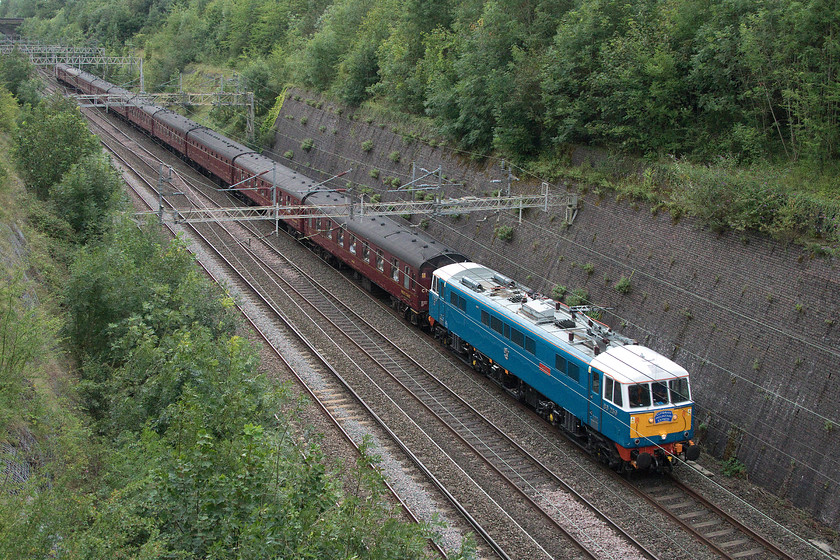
55;63;468;324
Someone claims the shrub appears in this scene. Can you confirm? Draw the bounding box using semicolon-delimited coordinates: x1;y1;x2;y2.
361;140;374;152
551;285;567;301
0;85;18;133
388;150;401;163
284;150;294;160
566;288;589;307
369;168;380;179
301;138;314;152
494;224;514;241
614;276;632;294
722;457;746;477
582;262;595;275
13;95;100;200
51;154;124;243
300;116;308;125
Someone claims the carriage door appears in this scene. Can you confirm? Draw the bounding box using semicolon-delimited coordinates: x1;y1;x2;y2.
438;282;447;328
429;275;440;314
588;367;602;431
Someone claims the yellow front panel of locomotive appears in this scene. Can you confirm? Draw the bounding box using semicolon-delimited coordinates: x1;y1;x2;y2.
630;406;692;439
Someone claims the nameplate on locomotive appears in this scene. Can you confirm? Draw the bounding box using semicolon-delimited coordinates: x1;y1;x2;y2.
654;410;674;424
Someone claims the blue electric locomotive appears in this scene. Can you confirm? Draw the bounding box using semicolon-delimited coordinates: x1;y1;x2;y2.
429;262;700;472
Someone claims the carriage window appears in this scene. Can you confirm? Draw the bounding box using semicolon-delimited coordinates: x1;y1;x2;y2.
349;236;357;255
629;383;652;408
432;277;439;293
604;377;614;403
591;370;600;394
337;228;344;246
490;316;504;335
555;355;567;373
404;266;411;289
481;310;490;326
669;378;691;404
326;222;333;240
376;250;384;271
391;259;399;281
362;242;369;261
525;337;536;355
613;381;623;406
567;362;579;382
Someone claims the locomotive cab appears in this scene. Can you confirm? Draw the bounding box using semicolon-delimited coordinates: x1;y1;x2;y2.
592;345;700;471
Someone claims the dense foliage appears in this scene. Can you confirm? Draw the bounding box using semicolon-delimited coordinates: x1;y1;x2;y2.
5;0;840;167
0;56;462;558
12;94;101;200
5;0;839;247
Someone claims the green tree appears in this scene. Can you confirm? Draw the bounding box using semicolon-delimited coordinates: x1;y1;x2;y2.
374;0;453;112
51;153;124;242
66;220;236;363
291;0;376;92
0;50;33;98
12;95;100;200
541;0;637;146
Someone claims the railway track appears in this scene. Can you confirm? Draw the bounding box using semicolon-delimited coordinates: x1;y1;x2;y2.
73;99;509;559
630;474;800;560
53;75;829;560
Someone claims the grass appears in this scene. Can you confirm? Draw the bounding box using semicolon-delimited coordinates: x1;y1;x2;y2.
527;149;840;253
